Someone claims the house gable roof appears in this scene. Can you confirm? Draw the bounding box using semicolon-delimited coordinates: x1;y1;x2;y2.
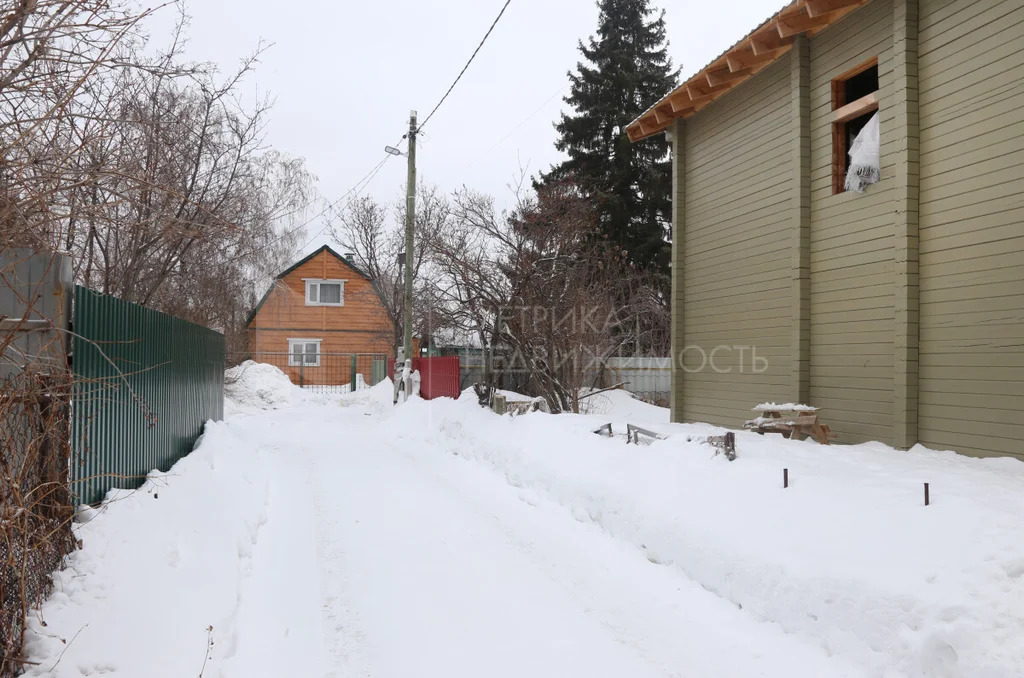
626;0;872;142
245;245;384;326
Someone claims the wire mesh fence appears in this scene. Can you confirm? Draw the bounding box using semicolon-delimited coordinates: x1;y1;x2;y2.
1;250;75;674
229;352;389;394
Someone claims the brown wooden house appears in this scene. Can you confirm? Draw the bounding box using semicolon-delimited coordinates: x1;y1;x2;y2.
246;246;395;389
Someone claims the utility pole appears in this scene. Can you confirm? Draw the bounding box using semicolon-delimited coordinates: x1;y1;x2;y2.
404;110;417;368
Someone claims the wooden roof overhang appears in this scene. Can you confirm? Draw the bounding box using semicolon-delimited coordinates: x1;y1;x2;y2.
625;0;873;142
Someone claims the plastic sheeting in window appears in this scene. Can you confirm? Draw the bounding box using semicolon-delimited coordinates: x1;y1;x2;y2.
845;111;880;193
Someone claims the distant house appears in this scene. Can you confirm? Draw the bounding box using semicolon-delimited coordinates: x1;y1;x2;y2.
626;0;1023;458
246;245;394;389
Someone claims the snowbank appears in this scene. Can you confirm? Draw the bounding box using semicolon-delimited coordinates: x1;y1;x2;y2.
578;388;670;422
393;396;1024;678
457;386;670;423
22;421;326;677
224;360;300;415
338;376;396;414
27;370;1024;677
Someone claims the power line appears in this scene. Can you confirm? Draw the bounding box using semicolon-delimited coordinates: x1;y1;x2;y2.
297;154;392;251
416;0;512;134
226;142;402;263
460;83;566;170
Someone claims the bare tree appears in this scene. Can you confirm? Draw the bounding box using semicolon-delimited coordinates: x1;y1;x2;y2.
2;1;148;246
429;180;660;413
332;183;450;353
2;2;314;352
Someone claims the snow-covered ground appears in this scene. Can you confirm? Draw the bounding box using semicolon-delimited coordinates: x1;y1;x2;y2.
23;365;1024;677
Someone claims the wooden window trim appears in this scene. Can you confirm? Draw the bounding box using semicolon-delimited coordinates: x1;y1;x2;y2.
831;57;879;195
830;57;878;108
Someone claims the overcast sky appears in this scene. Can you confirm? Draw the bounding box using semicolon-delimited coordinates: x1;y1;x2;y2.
148;0;782;253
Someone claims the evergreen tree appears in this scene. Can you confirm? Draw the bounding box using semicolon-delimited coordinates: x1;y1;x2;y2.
542;0;677;276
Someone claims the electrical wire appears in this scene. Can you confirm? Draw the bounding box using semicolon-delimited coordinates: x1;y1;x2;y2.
224;139;404;263
415;0;512;134
296;154;391;251
459;83;566;170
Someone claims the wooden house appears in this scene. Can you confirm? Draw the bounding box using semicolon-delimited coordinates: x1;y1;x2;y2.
246;246;395;389
626;0;1023;458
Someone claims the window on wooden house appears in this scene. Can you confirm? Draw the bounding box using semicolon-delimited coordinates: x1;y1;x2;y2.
304;279;345;306
288;338;321;367
831;58;880;194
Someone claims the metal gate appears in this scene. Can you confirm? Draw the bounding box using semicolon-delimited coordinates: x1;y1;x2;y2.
231;352;388;394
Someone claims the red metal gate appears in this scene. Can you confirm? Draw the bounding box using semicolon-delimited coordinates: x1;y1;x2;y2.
388;356;461;400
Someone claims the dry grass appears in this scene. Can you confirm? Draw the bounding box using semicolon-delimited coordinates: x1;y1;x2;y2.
0;362;75;675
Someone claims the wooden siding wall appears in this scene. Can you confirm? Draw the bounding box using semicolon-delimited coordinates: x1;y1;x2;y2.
248;250;394;357
916;0;1024;458
678;58;793;426
808;0;896;444
666;0;1021;459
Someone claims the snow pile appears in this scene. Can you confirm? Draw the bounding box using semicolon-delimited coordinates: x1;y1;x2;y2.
224;360;300;415
578;388;670;421
22;420;326;677
338;376;396;415
395;396;1024;678
456;386;669;423
753;402;817;411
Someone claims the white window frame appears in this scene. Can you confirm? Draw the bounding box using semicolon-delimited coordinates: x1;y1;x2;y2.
288;338;322;367
303;278;346;306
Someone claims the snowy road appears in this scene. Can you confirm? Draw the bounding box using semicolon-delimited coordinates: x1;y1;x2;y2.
27;370;1024;677
220;402;858;678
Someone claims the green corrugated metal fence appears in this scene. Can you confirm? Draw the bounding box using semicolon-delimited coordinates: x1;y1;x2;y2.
71;286;224;504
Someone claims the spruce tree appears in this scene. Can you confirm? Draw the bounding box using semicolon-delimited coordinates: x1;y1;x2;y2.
542;0;677;276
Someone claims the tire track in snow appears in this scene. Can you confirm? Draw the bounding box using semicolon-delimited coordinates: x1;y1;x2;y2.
305;448;375;678
386;432;864;678
277;407;862;678
301;431;672;678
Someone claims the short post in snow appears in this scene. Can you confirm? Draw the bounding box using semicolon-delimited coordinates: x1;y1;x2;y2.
924;482;930;506
783;468;789;489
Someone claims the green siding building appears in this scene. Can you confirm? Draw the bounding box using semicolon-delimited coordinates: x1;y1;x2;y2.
628;0;1024;459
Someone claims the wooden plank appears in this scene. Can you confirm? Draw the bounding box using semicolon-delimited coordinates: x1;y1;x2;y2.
707;67;751;88
777;11;833;39
750;32;794;56
832;92;878;123
668;91;695;114
806;0;865;18
726;46;785;72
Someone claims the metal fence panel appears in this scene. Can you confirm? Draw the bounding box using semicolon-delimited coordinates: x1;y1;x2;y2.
590;357;671;405
230;352;387;393
0;249;71;379
71;286;224;505
0;250;75;669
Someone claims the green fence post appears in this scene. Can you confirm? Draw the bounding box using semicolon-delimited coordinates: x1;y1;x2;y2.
350;355;358;392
